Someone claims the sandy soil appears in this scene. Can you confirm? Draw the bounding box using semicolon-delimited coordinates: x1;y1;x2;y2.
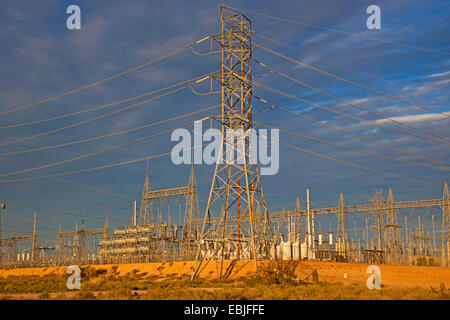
1;260;449;288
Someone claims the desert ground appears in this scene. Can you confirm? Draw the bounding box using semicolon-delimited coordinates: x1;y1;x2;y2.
0;260;449;300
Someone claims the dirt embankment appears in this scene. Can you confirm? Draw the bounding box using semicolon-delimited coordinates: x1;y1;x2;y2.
1;260;449;288
291;261;450;288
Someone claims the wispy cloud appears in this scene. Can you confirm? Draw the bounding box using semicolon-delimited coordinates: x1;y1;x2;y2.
373;111;450;124
427;70;450;78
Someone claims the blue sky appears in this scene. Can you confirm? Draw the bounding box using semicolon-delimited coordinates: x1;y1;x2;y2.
0;0;448;236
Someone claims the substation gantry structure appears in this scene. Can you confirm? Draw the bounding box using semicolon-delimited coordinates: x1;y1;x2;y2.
98;165;200;264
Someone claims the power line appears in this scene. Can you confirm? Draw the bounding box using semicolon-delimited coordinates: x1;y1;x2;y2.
0;104;218;156
0;61;214;131
255;131;440;188
255;82;450;146
254;59;450;143
254;42;450;118
229;6;450;56
0;86;184;147
0;143;208;183
4;6;217;83
256;122;450;172
0;73;214;147
4;201;128;222
0;35;213;116
0;157;134;200
4;181;130;211
254;32;391;84
0;127;177;178
254;95;450;167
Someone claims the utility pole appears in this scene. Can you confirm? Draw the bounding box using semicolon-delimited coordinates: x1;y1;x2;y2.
418;215;422;255
432;211;436;257
306;189;311;259
0;203;5;267
337;192;346;258
133;200;137;226
310;189;315;252
405;215;409;262
295;197;301;242
32;212;37;265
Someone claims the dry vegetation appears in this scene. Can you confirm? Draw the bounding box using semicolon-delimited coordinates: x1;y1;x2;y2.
0;263;449;300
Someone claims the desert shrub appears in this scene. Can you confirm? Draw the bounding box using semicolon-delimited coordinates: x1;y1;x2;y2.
38;292;50;299
81;266;100;280
156;265;165;272
146;274;161;281
0;274;67;294
74;289;96;300
166;273;178;278
97;287;134;300
110;265;119;276
245;261;302;286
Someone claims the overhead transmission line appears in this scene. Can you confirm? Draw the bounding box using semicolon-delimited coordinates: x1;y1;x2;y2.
255;82;450;147
229;6;450;56
0;127;178;179
253;95;450;167
4;180;131;211
254;131;440;188
254;32;391;84
0;104;218;179
0;73;215;147
0;157;134;200
0;104;218;156
0;35;214;116
0;59;212;131
5;6;217;83
0;143;208;183
0;121;439;189
4;201;128;223
256;122;450;172
254;43;450;118
254;60;450;143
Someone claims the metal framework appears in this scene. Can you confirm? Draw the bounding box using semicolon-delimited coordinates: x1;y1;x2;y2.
0;7;448;273
1;185;449;269
99;167;199;264
191;5;272;280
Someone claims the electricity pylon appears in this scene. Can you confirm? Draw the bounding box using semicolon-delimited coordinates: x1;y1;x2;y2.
337;192;347;259
139;161;153;225
182;163;200;260
192;5;272;280
384;187;403;264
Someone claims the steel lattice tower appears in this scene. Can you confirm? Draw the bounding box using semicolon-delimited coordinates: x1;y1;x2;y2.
192;6;272;279
384;187;403;264
337;192;347;259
